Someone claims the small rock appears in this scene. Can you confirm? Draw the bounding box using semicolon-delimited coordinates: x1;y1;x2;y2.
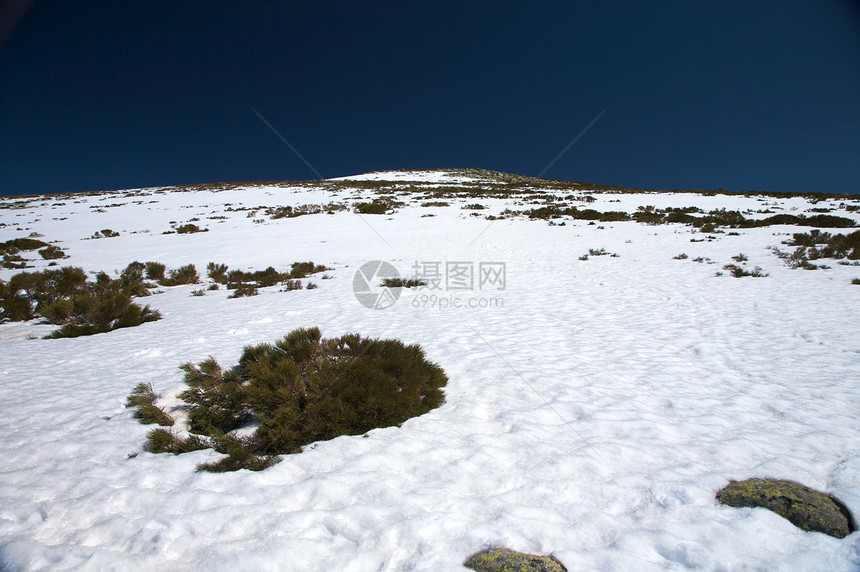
464;547;566;572
717;478;854;538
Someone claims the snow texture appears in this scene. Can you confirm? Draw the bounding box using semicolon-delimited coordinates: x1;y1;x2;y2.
1;172;859;571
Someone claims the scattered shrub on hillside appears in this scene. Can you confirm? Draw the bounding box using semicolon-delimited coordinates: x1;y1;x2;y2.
145;429;209;454
0;266;161;336
161;264;199;286
38;245;66;260
731;253;748;263
673;253;689;260
281;279;303;291
3;238;49;252
772;229;860;269
354;197;403;214
380;278;426;288
174;223;207;234
91;229;119;239
229;283;258;298
852;278;860;285
128;328;447;472
290;261;328;278
125;382;174;426
145;262;166;281
722;264;768;278
206;262;229;284
305;282;318;290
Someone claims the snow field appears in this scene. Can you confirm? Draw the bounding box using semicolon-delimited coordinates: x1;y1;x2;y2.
1;175;860;570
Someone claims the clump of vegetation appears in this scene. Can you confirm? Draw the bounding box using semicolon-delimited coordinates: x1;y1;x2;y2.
354;197;403;215
228;283;258;298
160;264;200;286
380;278;427;288
173;223;208;234
722;264;768;278
144;429;209;455
206;262;229;284
128;328;447;472
264;203;347;219
91;229;119;239
210;261;327;294
852;278;860;285
673;253;689;260
771;229;860;269
38;245;66;260
125;383;174;426
145;262;166;281
0;264;161;337
2;237;54;268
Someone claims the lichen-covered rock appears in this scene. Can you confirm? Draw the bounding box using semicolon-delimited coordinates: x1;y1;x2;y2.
717;478;854;538
464;547;566;572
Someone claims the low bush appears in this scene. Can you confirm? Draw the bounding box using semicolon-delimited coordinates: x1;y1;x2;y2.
380;278;426;288
722;264;768;278
145;262;166;281
161;264;199;286
145;429;209;454
134;404;175;426
228;283;258;298
0;266;161;336
38;245;66;260
128;328;447;472
174;224;207;234
206;262;229;284
774;229;860;269
91;229;119;239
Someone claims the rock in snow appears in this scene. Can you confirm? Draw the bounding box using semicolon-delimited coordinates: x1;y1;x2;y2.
464;548;567;572
717;478;854;538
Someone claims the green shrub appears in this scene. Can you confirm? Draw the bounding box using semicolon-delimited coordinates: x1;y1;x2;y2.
207;262;229;284
161;264;199;286
306;282;318;290
175;223;207;234
852;278;860;285
355;198;395;214
673;253;688;260
145;262;166;281
228;283;258;298
6;238;48;251
732;253;748;263
177;358;251;434
133;404;175;426
92;229;119;239
290;261;327;278
380;278;426;288
145;429;208;454
38;245;66;260
0;266;158;335
195;434;276;472
131;328;447;472
722;264;768;278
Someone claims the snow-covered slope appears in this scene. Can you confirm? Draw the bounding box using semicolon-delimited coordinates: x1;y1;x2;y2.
1;172;859;571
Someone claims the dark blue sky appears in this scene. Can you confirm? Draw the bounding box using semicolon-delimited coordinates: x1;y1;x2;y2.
1;1;859;196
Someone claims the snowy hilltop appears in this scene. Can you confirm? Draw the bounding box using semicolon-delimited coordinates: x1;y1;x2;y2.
1;169;859;570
